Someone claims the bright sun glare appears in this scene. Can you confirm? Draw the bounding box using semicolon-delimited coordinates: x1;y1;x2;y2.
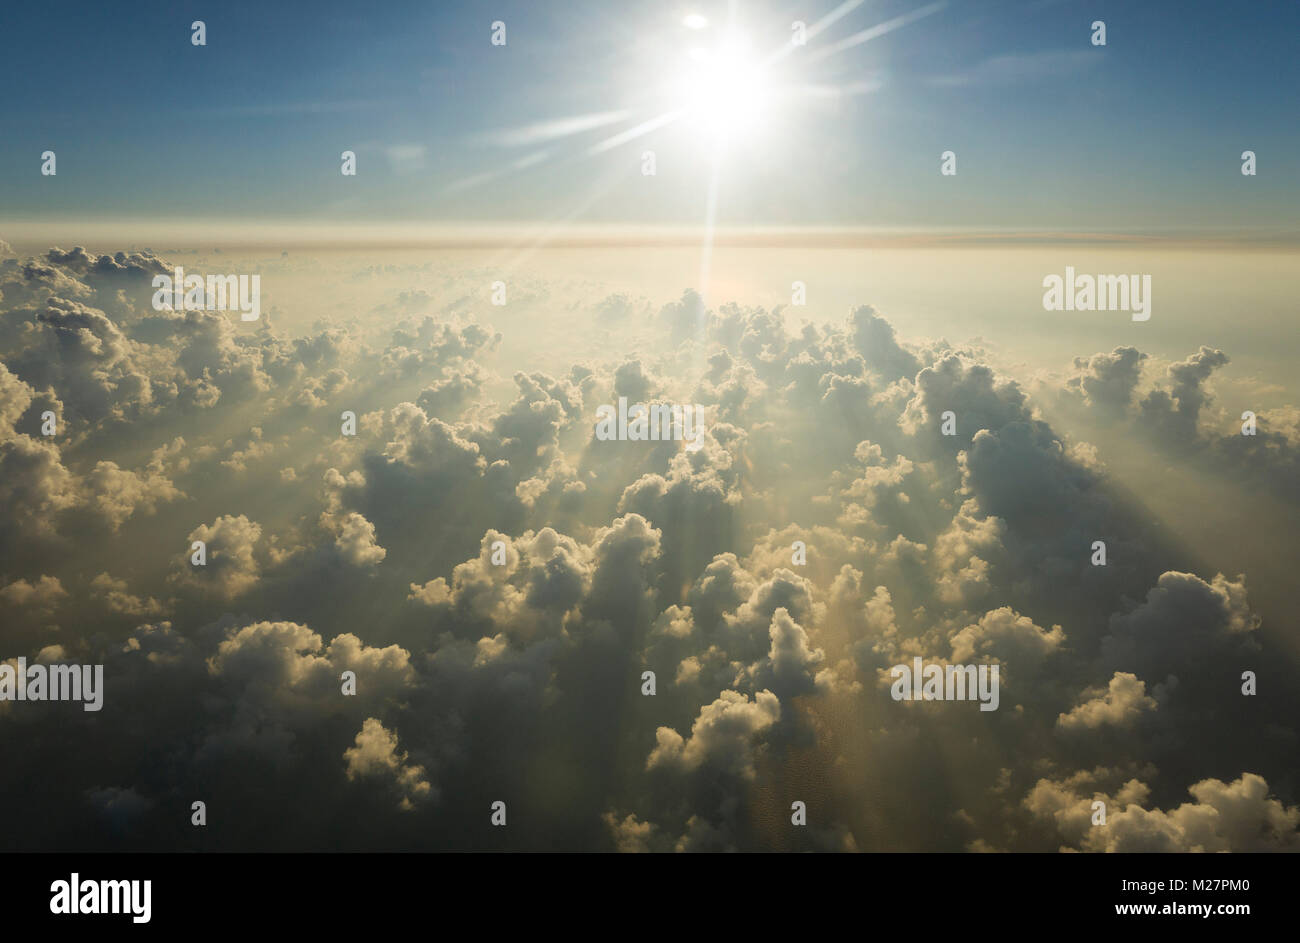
672;31;772;143
461;1;950;188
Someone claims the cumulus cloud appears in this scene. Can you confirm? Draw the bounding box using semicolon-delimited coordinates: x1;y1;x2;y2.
1026;772;1299;852
208;621;415;703
1139;346;1230;440
85;457;183;529
647;689;781;779
325;511;387;567
1101;571;1259;677
174;514;263;599
1057;672;1157;731
0;244;1294;853
0;574;67;612
344;717;435;810
90;573;167;618
901;355;1031;444
950;606;1065;668
1063;346;1147;416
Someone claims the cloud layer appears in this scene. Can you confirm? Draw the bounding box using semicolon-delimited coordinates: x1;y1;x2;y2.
0;245;1295;852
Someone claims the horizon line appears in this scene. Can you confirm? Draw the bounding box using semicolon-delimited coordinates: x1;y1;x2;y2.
4;219;1298;252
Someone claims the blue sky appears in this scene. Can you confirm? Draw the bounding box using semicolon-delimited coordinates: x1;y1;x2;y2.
2;0;1297;232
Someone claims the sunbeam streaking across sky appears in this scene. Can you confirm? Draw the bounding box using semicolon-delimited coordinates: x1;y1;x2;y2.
459;2;949;291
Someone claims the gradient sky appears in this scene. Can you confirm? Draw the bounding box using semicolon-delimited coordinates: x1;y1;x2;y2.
2;0;1298;231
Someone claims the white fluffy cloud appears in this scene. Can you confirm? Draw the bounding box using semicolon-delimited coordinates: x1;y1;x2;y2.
1027;772;1299;852
343;717;434;810
647;689;781;779
1057;672;1157;731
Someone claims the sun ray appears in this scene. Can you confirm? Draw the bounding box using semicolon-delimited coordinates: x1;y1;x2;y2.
763;0;868;66
444;149;553;194
804;1;948;65
473;110;634;148
586;110;686;155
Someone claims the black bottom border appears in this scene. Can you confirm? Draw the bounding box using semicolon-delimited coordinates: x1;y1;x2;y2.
8;852;1292;929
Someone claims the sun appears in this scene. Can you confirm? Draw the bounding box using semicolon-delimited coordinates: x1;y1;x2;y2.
670;32;773;145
